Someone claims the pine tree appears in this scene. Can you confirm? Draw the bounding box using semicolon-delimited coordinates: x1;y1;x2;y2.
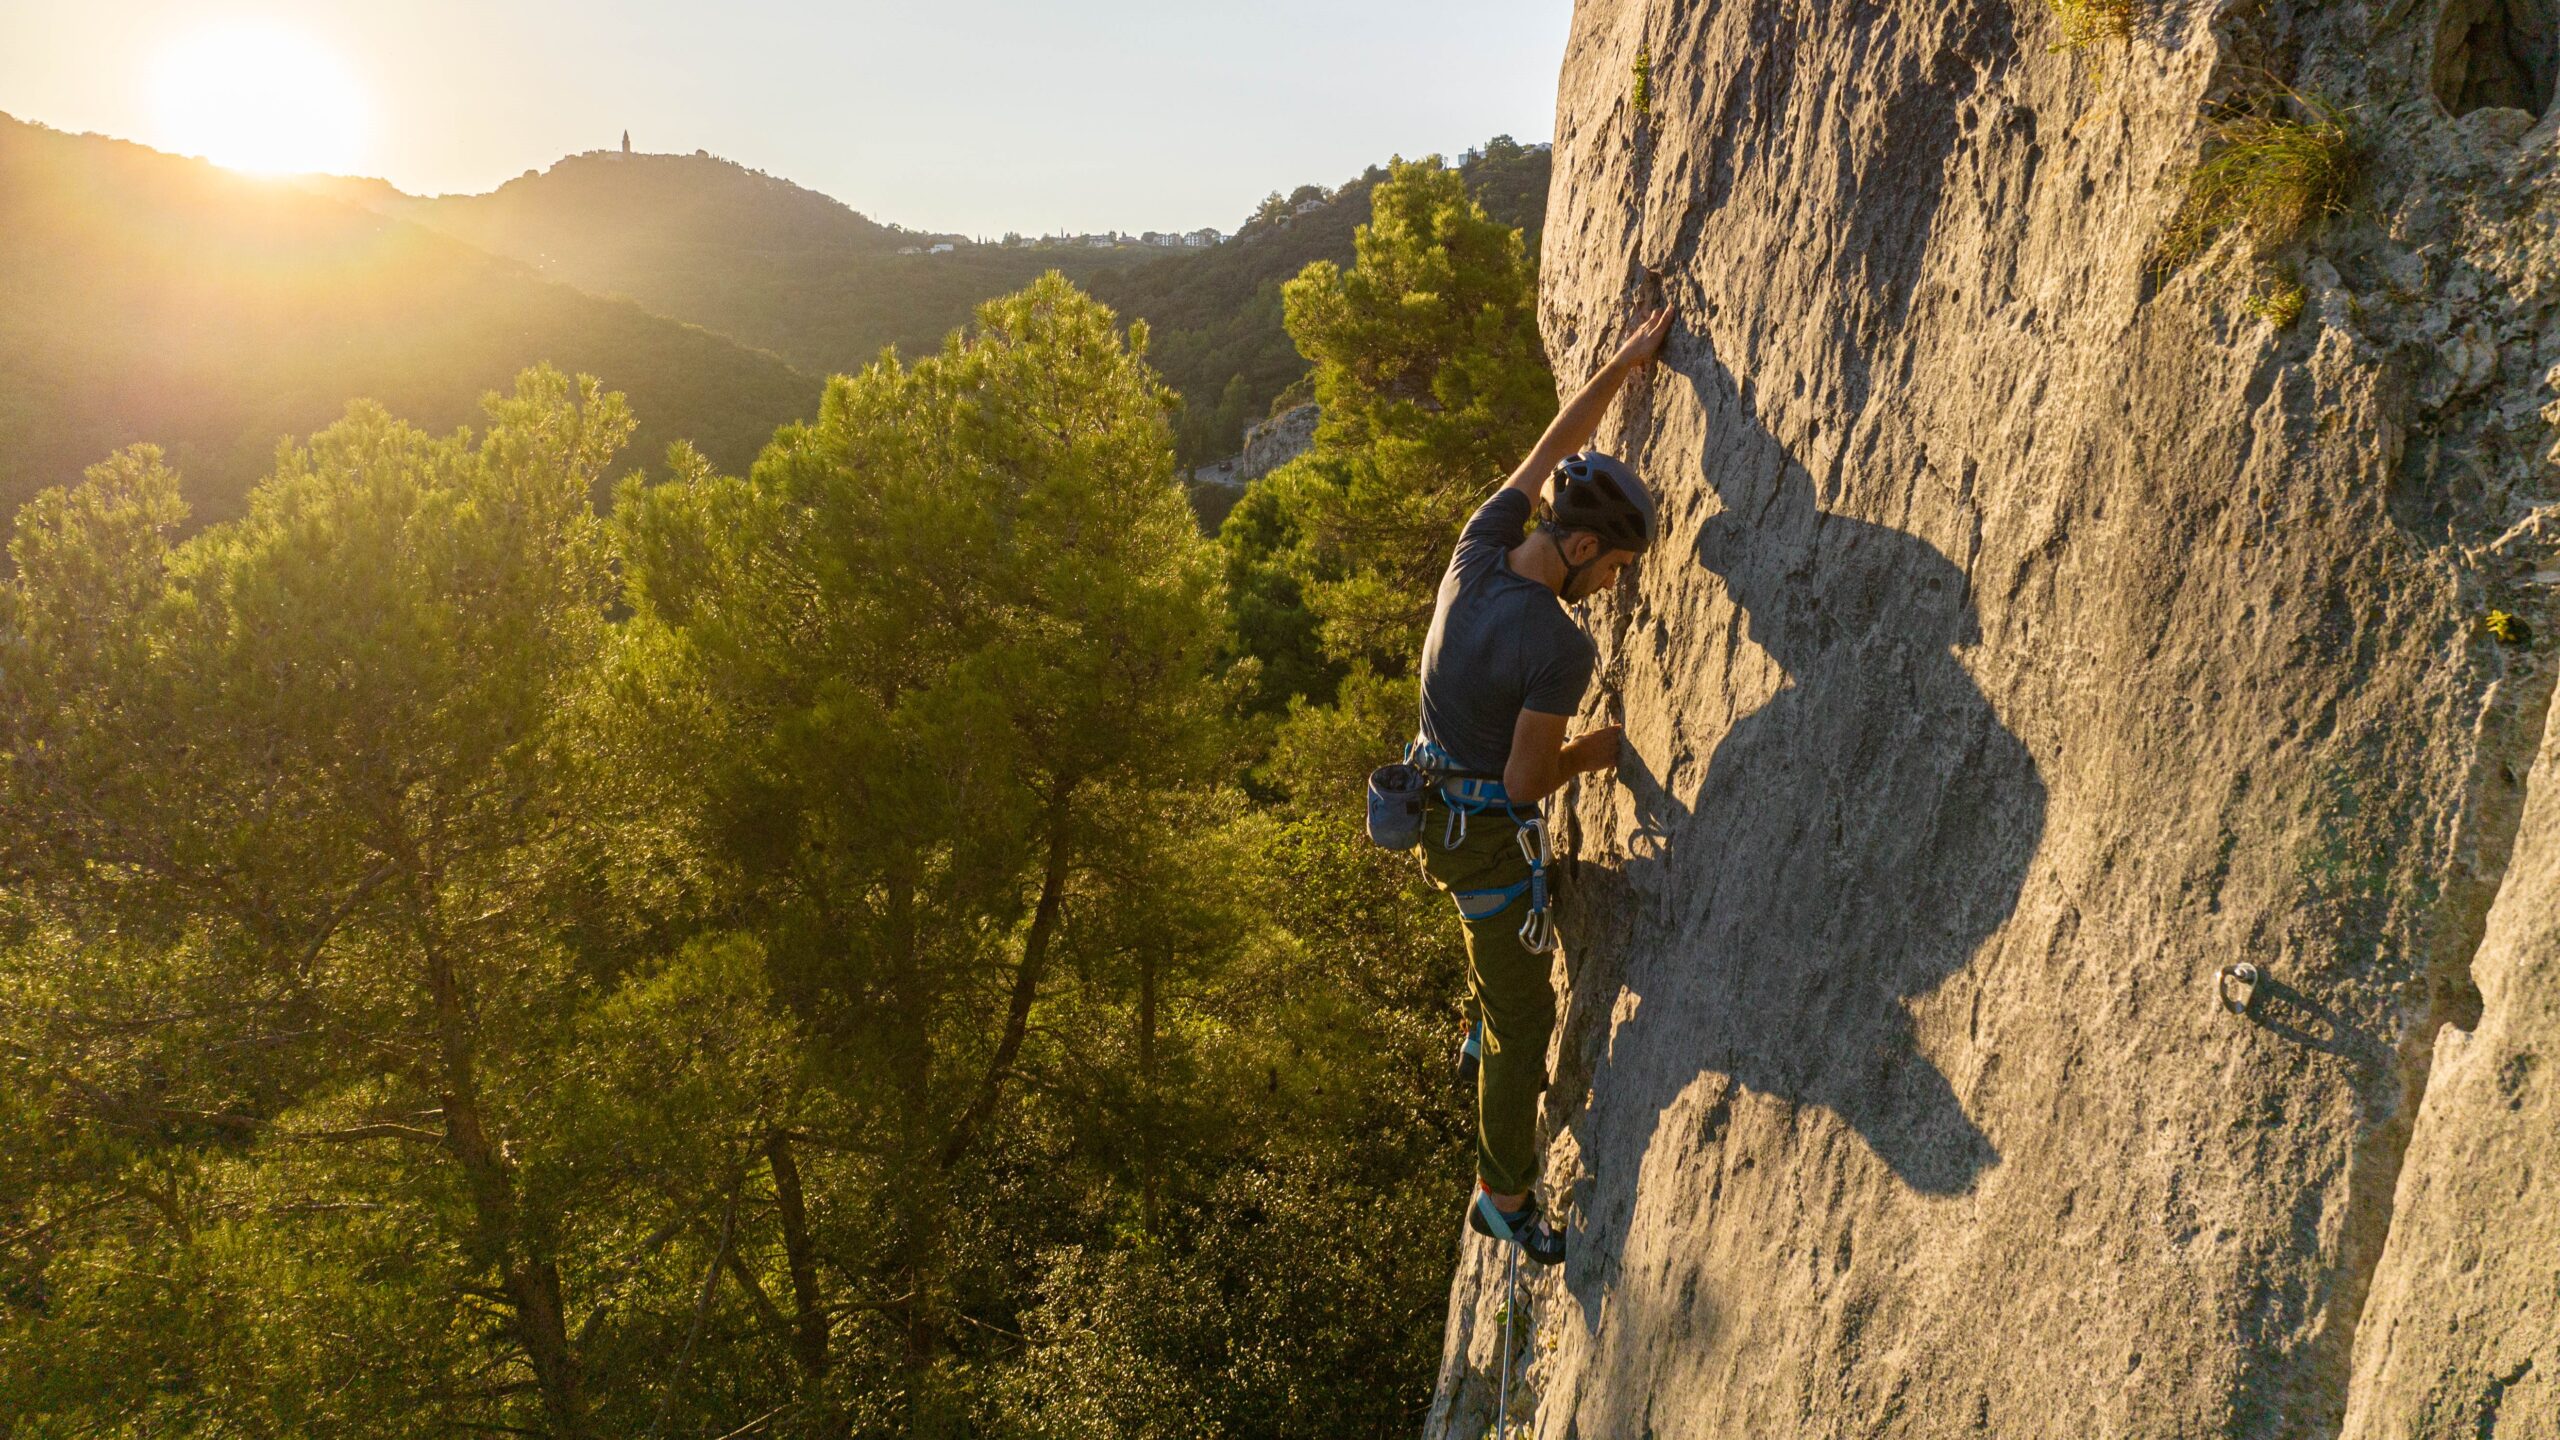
0;373;693;1436
610;272;1231;1432
1226;157;1554;709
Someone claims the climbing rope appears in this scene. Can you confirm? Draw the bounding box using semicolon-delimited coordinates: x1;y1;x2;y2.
1495;1239;1518;1439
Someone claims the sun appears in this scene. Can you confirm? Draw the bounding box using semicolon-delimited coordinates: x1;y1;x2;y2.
149;20;369;177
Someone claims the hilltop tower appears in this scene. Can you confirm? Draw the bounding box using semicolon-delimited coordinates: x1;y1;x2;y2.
621;129;631;155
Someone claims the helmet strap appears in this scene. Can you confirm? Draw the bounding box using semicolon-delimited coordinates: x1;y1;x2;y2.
1554;530;1598;598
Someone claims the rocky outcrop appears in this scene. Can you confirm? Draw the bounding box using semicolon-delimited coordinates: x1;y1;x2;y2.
1189;404;1319;530
1243;402;1321;479
1431;4;2559;1437
1192;403;1321;492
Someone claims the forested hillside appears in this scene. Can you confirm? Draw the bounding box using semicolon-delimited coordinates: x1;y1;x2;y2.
353;151;1141;381
0;116;818;529
342;139;1553;468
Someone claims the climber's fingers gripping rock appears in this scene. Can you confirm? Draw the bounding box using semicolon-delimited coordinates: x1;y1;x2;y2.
1614;302;1675;371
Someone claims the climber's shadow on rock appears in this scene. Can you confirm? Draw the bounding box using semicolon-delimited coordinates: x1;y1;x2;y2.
1556;357;2046;1311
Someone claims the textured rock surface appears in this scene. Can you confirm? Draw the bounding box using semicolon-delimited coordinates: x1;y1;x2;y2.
1429;3;2559;1437
2344;680;2560;1440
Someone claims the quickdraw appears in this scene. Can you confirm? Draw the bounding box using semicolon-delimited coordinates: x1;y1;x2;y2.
1516;819;1553;954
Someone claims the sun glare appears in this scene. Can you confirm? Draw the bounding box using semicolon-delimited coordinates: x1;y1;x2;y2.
149;20;369;177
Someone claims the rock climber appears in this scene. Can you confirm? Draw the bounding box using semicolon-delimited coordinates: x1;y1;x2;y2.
1411;302;1671;1266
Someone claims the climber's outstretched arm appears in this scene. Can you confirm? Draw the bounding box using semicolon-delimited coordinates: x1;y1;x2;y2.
1500;304;1675;499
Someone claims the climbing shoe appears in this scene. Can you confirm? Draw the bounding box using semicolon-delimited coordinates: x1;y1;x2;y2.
1469;1189;1567;1267
1454;1019;1483;1089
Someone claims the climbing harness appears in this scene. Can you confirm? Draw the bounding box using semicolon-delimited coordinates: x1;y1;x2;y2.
1403;738;1556;955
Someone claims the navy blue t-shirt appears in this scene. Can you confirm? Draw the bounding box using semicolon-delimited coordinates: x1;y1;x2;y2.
1416;489;1597;776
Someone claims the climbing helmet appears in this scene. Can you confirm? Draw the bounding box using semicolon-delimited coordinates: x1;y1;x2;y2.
1546;451;1656;554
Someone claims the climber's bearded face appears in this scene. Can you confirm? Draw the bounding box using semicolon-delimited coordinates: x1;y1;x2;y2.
1569;549;1637;601
1559;531;1637;602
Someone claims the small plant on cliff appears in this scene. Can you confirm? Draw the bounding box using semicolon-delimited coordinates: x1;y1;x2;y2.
2154;87;2358;274
2046;0;2136;52
2244;265;2309;328
1631;46;1654;122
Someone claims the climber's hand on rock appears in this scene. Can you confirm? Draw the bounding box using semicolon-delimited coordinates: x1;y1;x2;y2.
1504;306;1674;498
1566;725;1625;776
1613;305;1675;372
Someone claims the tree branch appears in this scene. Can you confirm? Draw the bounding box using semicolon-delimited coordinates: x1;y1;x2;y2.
937;780;1077;1172
0;1195;121;1251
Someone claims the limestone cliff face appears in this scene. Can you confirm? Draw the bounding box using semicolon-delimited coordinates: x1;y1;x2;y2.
1432;3;2559;1437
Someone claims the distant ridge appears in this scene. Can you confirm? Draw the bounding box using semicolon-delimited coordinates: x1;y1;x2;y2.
336;150;1136;383
337;140;1553;467
1090;137;1551;464
0;119;1555;531
0;116;817;529
346;148;910;264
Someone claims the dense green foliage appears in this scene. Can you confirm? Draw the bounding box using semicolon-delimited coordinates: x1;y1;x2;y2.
0;115;817;532
0;122;1564;1430
0;266;1489;1437
1093;137;1551;467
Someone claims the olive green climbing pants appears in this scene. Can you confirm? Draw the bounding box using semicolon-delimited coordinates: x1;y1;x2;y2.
1419;796;1553;1198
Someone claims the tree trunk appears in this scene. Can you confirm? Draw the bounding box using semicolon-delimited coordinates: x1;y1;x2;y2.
937;779;1076;1172
418;879;585;1437
1138;942;1160;1236
765;1132;830;1384
880;876;949;1434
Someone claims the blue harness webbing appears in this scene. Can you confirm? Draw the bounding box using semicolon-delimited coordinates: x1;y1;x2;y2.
1406;739;1556;954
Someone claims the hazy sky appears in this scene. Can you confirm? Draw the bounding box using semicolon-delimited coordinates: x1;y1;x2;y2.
1;0;1570;234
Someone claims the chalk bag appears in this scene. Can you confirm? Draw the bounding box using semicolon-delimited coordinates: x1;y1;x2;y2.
1366;762;1430;850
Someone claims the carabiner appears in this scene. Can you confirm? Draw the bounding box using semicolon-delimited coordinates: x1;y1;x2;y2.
1516;819;1555;953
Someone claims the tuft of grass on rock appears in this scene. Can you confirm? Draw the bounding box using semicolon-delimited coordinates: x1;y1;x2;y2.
2245;268;2309;328
2047;0;2137;52
2154;89;2358;274
1632;46;1653;122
